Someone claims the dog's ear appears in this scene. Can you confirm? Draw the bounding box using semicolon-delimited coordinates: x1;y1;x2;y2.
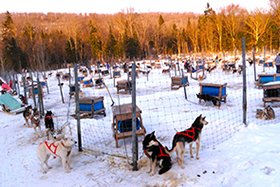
150;131;155;137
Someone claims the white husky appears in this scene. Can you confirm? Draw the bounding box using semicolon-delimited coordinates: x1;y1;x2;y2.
37;134;77;173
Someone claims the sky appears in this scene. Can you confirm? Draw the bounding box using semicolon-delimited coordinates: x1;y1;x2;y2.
1;0;271;14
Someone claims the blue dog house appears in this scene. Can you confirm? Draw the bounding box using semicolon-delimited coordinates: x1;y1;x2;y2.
256;74;280;88
113;71;121;78
171;76;189;90
79;96;106;117
264;62;274;67
26;85;43;98
118;118;141;133
82;78;93;87
199;82;227;108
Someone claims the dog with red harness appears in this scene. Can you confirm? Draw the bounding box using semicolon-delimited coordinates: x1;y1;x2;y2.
143;131;172;175
45;110;54;140
31;107;42;138
165;114;208;169
37;134;77;173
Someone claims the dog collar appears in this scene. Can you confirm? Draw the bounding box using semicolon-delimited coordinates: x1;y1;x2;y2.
61;141;72;150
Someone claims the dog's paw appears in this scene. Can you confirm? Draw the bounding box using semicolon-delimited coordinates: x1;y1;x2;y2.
65;170;71;173
196;157;200;160
42;170;47;174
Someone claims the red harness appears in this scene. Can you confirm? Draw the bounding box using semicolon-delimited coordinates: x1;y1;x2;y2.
45;115;52;121
31;117;39;127
144;145;170;160
176;127;201;141
45;141;59;157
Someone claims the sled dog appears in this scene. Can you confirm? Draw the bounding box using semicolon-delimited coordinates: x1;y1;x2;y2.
196;93;218;106
166;114;208;169
37;134;77;173
23;105;33;127
45;110;55;140
143;131;172;175
31;107;42;138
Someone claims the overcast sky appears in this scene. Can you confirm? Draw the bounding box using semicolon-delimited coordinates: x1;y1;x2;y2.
1;0;271;14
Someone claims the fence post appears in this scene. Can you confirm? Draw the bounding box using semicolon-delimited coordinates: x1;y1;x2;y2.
30;71;36;107
253;47;256;81
74;64;82;152
57;76;64;103
242;38;247;126
181;69;187;100
132;60;138;171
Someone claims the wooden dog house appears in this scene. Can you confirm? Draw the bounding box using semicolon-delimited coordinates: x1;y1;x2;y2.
94;78;104;87
199;82;227;108
128;70;139;78
113;70;121;78
255;74;280;89
171;76;189;90
116;80;132;93
69;84;80;96
79;96;106;117
111;103;146;148
82;78;93;87
263;81;280;107
26;85;44;98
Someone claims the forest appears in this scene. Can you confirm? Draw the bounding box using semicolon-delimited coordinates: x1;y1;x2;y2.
0;1;280;72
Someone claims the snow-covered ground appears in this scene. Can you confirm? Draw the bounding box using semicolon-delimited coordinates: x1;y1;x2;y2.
0;57;280;187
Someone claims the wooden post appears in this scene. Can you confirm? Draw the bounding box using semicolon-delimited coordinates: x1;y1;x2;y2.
132;60;138;171
181;69;187;100
22;76;28;105
58;76;64;103
242;38;247;126
263;46;267;72
30;71;36;107
253;47;256;81
75;64;82;152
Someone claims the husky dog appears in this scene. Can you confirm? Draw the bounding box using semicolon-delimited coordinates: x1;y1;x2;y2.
166;114;208;169
37;134;77;173
31;107;42;138
23;105;33;127
256;106;275;120
19;94;27;105
196;93;218;106
143;131;172;175
45;110;55;140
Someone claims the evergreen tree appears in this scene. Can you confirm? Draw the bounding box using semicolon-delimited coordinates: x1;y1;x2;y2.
89;21;102;60
65;37;77;63
105;26;118;57
1;11;26;71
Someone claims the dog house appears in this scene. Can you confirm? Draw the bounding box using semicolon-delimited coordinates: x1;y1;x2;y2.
113;70;121;78
77;76;85;83
82;78;93;87
263;81;280;107
199;82;227;108
116;80;132;93
69;84;80;96
112;103;146;147
255;74;280;89
171;76;189;90
79;96;106;117
101;69;109;76
26;85;44;98
128;70;139;78
94;78;104;87
264;61;274;68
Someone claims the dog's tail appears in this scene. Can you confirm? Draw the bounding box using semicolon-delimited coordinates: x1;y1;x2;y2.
158;164;172;175
165;140;177;154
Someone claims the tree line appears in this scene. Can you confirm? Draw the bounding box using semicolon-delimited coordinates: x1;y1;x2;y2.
1;1;280;72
